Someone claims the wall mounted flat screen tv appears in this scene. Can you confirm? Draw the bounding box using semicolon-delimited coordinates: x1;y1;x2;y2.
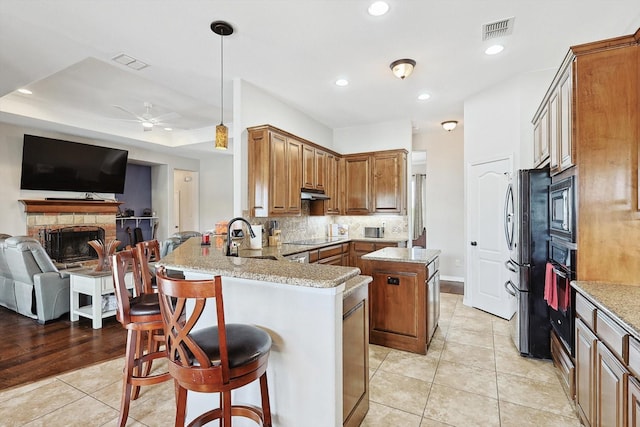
20;135;129;194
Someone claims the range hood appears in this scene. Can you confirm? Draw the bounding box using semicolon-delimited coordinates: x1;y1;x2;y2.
301;189;330;200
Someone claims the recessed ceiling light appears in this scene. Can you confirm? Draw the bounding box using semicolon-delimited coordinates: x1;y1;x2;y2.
17;88;32;95
485;44;504;55
418;93;431;101
368;1;389;16
335;79;349;87
164;127;173;131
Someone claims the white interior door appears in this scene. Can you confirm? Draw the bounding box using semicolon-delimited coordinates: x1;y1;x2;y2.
467;157;514;319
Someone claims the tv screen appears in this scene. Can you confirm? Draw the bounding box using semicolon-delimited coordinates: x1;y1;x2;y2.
20;135;129;194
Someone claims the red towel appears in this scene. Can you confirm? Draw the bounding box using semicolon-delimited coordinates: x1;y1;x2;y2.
544;262;558;310
558;275;570;312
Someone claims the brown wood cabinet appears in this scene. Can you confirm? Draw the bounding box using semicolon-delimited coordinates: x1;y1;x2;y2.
362;256;439;355
629;376;640;427
342;282;369;427
371;150;407;214
309;242;350;266
302;145;326;191
248;126;302;217
596;341;628;427
343;154;371;215
576;317;597;427
310;153;342;216
349;241;398;270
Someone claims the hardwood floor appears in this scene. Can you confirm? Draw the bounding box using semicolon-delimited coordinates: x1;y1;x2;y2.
0;307;126;390
0;281;463;391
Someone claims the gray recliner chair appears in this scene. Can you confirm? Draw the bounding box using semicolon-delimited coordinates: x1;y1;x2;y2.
0;234;16;311
3;236;70;323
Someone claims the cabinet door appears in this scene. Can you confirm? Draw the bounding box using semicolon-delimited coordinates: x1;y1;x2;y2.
533;108;550;167
315;149;326;191
427;270;440;342
302;145;315;190
549;93;560;174
343;291;369;427
629;376;640;427
286;138;303;214
344;155;371;215
596;341;628;427
576;318;597;427
372;151;406;214
325;154;340;214
559;68;574;171
269;133;288;214
370;271;420;338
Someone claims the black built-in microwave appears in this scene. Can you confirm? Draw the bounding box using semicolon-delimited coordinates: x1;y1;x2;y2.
549;176;576;242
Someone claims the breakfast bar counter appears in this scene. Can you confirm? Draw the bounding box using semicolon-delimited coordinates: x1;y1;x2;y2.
157;238;366;427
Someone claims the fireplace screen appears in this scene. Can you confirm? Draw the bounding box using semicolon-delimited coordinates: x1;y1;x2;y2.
40;226;106;263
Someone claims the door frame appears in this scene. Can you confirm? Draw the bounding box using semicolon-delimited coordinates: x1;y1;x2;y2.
464;154;513;308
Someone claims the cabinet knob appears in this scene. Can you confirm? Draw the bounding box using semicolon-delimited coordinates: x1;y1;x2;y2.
470;241;477;246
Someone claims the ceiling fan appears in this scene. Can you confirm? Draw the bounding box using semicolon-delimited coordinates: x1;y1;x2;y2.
112;102;180;131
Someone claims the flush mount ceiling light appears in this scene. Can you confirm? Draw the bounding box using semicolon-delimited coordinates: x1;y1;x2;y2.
335;78;349;87
441;120;458;131
211;20;234;150
485;44;505;55
368;1;389;16
390;59;416;80
417;93;431;101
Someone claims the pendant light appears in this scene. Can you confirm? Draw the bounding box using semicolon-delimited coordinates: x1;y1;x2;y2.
211;21;234;150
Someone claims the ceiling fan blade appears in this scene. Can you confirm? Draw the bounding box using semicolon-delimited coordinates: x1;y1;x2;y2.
151;111;181;123
112;105;145;122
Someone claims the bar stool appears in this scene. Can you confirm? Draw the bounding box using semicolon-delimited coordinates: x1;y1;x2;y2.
155;268;272;427
111;248;171;427
136;239;162;293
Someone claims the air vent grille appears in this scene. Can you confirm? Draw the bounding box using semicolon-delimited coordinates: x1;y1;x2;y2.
482;17;515;41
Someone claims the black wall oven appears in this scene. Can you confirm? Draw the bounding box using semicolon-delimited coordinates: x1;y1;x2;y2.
547;239;576;356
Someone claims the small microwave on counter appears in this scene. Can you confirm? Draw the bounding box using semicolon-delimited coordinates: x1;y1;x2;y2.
364;227;384;238
549;176;576;242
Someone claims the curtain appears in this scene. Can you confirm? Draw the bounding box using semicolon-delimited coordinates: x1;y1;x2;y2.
412;174;425;240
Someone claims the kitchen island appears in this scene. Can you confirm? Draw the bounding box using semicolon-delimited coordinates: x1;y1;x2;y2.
157;237;370;427
361;247;441;354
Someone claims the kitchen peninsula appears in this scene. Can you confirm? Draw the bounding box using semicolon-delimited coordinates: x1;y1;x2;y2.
157;237;371;427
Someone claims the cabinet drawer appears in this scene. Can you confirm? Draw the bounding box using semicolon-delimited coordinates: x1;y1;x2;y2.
630;337;640;378
353;242;375;252
308;250;319;263
596;310;629;362
319;244;343;259
575;292;596;330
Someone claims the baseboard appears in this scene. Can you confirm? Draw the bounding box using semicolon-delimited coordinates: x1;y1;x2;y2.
441;275;464;283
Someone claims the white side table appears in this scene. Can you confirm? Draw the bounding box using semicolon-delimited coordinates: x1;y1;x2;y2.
69;269;133;329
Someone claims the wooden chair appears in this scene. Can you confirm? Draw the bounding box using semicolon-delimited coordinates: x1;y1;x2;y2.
136;239;161;293
111;248;171;427
155;268;272;427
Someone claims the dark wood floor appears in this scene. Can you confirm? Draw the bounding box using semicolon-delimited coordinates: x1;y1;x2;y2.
0;280;464;391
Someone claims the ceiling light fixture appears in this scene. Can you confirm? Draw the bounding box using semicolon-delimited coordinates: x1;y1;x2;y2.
485;44;505;55
390;59;416;80
368;1;389;16
211;20;234;150
441;121;458;132
418;93;431;101
335;78;349;87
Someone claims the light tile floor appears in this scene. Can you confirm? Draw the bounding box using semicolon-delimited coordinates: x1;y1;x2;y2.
0;293;582;426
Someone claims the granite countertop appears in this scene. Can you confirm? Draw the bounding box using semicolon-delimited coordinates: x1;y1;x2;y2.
571;281;640;341
361;247;441;264
158;238;360;289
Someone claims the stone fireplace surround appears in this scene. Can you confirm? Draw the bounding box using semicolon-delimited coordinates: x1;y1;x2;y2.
19;200;122;266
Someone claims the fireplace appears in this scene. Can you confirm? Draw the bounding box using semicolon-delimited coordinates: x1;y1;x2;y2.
40;226;106;263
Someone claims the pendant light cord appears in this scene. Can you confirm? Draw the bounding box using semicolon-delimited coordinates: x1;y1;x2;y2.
220;30;224;126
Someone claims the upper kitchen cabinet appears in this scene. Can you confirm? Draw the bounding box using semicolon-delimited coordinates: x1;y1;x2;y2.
248;125;302;217
311;153;342;216
344;154;371;215
372;150;407;215
533;53;575;175
302;145;327;192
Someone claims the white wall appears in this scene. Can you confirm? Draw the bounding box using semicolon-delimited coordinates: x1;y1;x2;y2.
412;129;464;281
333;120;412;154
199;156;234;230
0;122;211;240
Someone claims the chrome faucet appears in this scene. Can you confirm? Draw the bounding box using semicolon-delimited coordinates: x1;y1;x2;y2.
225;217;256;256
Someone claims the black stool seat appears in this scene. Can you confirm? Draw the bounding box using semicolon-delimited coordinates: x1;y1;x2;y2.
129;293;161;317
190;324;272;368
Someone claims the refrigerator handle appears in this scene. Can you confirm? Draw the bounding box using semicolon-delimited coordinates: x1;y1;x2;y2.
505;259;517;272
504;280;517;297
504;183;515;250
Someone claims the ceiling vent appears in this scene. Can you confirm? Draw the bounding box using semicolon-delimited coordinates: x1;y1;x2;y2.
482;17;515;41
112;53;149;71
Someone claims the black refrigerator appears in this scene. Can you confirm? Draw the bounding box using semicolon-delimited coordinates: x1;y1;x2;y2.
504;168;551;359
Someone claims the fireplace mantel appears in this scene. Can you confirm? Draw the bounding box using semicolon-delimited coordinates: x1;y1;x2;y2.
19;199;123;214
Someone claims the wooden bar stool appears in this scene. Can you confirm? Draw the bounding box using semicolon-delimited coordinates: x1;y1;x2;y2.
155;268;272;427
136;239;162;293
111;248;171;427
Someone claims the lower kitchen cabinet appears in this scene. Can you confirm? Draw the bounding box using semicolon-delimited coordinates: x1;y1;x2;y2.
350;241;398;270
576;317;597;426
629;377;640;427
343;281;369;427
309;243;350;266
596;341;628;427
